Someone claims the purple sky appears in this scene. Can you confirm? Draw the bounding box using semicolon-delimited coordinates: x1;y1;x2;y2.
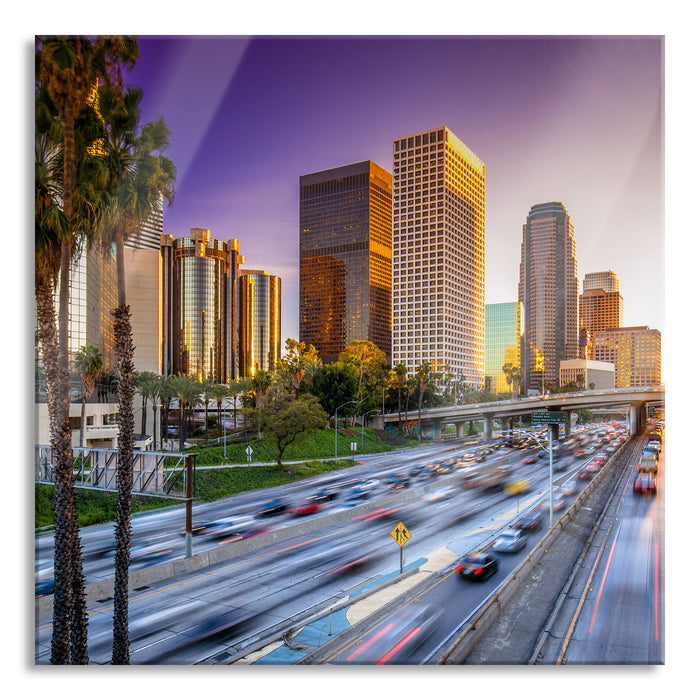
126;35;664;344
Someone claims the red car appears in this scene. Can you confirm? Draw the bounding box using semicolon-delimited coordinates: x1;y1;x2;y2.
633;473;657;496
289;499;321;516
576;468;593;481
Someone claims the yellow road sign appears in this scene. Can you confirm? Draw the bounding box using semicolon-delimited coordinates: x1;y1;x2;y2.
390;522;412;547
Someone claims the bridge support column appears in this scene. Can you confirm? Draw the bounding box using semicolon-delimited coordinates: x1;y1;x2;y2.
564;411;573;439
483;415;493;443
455;421;465;438
431;418;442;441
629;403;642;436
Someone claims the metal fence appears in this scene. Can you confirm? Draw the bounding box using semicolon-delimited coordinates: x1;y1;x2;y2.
35;445;193;500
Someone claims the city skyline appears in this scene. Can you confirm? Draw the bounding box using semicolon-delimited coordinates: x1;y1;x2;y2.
126;35;664;347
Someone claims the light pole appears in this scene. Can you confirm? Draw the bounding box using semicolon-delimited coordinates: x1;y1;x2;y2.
334;400;357;463
532;423;555;529
361;410;380;451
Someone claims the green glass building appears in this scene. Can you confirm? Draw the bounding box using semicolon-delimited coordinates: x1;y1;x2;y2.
485;302;523;394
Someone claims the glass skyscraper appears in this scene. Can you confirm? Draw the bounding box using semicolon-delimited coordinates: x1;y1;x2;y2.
519;202;579;392
238;270;282;377
392;126;485;386
299;160;392;364
485;302;523;393
161;228;243;383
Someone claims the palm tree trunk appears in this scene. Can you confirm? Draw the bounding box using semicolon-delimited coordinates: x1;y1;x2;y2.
111;302;134;664
80;399;86;448
152;403;158;450
111;234;135;664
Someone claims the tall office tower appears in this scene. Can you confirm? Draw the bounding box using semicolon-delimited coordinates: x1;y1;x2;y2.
392;126;485;386
582;270;619;293
238;270;282;376
299;160;392;364
593;326;662;387
127;195;164;251
485;302;523;393
579;269;623;360
161;228;244;383
519;202;579;392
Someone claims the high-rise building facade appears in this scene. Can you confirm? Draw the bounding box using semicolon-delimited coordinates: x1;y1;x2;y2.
579;270;623;361
392;126;485;386
582;270;619;293
519;202;579;391
485;302;523;393
593;326;662;387
299;161;392;364
238;270;282;377
161;228;244;383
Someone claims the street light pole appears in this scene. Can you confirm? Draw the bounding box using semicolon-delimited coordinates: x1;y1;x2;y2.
361;410;380;451
334;400;357;463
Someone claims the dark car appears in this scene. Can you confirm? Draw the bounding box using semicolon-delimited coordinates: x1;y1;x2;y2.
386;474;410;490
514;512;543;533
456;552;499;582
311;487;339;503
633;473;657;496
257;499;288;517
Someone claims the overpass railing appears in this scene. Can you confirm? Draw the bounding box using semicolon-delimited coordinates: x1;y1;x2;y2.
35;445;193;500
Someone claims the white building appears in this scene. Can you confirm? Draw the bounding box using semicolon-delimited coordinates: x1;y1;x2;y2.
559;359;615;390
391;126;485;386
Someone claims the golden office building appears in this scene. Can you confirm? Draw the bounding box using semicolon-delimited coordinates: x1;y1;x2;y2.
593;326;662;388
519;202;579;392
299;160;392;364
238;270;282;377
161;228;244;383
392;126;485;385
578;270;623;360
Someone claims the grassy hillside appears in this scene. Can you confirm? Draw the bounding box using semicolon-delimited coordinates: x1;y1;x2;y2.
35;428;417;530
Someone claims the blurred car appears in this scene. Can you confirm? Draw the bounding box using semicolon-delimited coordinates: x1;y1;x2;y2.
492;528;528;553
521;455;537;465
386;474;410;490
183;516;265;541
576;467;594;481
344;603;443;664
289;499;322;516
456;552;499;582
311;487;339;503
513;512;543;532
504;478;530;496
257;499;288;518
561;481;578;497
633;472;657;496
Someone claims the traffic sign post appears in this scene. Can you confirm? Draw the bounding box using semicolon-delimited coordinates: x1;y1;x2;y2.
245;445;253;464
390;522;412;573
532;411;567;424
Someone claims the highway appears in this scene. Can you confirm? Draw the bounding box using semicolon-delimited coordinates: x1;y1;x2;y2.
35;422;638;664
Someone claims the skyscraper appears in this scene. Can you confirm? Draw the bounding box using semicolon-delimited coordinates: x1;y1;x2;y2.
582;270;619;293
593;326;662;387
238;270;282;376
161;228;244;383
299;161;392;364
392;126;485;386
485;302;523;393
519;202;578;392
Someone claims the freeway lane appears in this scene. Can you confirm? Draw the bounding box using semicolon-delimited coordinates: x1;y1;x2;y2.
35;424;623;664
547;433;665;664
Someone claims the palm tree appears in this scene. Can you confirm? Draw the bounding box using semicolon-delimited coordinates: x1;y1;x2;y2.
94;81;175;665
502;362;514;398
211;384;231;440
199;379;215;446
511;366;524;399
170;375;201;450
74;345;103;448
230;377;253;433
416;362;432;442
156;375;175;449
133;370;157;436
36;35;139;666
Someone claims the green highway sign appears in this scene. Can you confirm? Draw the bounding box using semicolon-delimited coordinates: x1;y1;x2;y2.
532;411;567;424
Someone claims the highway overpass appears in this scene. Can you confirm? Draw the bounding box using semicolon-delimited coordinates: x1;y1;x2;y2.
370;386;664;442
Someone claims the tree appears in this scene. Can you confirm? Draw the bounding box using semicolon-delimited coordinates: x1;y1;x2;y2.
133;370;157;436
95;79;175;665
502;362;514;398
511;366;524;399
74;345;103;448
36;38;136;663
275;338;320;398
415;362;432;442
339;340;387;416
156;375;175;449
199;379;216;446
230;377;252;432
244;387;327;469
170;375;201;450
394;363;407;428
210;384;231;440
309;362;359;417
576;373;585;391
